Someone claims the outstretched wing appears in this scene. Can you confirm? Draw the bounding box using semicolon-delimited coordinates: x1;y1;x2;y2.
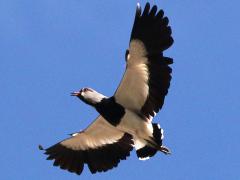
43;116;133;175
115;3;174;120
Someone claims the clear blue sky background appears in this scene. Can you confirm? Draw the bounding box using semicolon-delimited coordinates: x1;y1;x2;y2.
1;0;239;179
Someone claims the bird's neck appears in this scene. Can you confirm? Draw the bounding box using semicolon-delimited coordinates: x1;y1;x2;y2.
95;96;125;126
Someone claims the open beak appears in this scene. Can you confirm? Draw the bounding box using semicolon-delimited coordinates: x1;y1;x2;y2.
71;91;80;96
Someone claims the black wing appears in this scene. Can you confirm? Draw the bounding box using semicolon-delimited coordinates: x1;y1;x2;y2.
115;3;174;120
42;116;133;175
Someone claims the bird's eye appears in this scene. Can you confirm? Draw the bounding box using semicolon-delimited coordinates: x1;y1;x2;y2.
82;88;93;92
87;88;93;92
80;88;86;93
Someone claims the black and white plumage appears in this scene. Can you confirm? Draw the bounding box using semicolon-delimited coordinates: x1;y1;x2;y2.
42;116;133;174
40;2;174;175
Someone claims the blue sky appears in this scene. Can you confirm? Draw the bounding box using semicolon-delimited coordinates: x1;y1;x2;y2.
1;0;239;179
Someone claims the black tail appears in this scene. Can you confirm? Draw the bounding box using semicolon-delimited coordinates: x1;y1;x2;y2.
152;123;171;154
136;146;157;160
152;123;163;146
136;123;169;160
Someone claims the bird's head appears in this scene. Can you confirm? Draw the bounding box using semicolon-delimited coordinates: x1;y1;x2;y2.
71;87;106;106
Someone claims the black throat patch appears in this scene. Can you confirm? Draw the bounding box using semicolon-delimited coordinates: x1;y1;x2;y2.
95;96;125;126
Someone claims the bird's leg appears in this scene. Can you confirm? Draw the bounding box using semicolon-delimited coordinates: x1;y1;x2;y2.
159;145;171;155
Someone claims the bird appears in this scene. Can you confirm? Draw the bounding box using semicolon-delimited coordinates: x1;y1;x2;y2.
40;2;174;175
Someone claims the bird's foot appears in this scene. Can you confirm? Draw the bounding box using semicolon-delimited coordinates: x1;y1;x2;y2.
160;145;171;155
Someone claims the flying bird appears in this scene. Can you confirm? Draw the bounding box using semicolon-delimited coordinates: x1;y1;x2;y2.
40;2;174;175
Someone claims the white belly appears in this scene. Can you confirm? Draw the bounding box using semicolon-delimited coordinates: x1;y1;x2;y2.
116;109;153;139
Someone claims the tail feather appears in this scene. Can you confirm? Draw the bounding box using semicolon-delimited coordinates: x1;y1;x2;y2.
136;146;157;160
135;123;170;160
152;123;171;154
152;123;163;146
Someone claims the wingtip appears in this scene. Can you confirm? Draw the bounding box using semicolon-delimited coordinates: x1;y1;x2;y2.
145;2;151;9
38;144;45;151
137;2;140;8
136;2;141;16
